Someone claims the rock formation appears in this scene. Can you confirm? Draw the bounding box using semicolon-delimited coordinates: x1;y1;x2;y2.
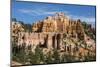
12;12;95;54
32;12;85;40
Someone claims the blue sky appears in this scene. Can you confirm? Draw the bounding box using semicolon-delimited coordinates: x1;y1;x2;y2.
12;0;96;26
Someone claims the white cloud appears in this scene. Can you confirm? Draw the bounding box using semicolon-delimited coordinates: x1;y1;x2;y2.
18;9;32;13
18;9;49;15
18;9;68;16
18;9;41;15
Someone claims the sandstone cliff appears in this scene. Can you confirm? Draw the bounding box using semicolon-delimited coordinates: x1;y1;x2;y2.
32;12;85;40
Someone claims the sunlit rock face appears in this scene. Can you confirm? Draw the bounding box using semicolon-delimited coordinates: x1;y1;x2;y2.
12;12;86;51
12;21;24;45
32;12;85;40
12;12;96;53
